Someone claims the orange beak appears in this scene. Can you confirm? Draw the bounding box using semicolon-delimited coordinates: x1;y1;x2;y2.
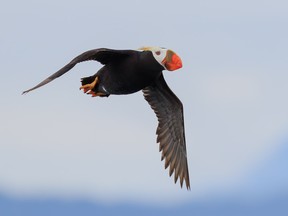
162;50;183;71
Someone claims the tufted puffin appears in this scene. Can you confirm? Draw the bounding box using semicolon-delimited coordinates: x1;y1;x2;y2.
22;47;190;189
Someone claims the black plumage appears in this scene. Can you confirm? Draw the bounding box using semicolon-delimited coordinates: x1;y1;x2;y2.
23;48;190;189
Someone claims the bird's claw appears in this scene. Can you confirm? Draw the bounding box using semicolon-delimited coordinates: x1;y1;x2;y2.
80;76;99;96
86;90;97;97
87;91;106;97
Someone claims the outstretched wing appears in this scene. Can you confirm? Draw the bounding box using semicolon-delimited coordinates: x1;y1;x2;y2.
22;48;131;94
142;74;190;189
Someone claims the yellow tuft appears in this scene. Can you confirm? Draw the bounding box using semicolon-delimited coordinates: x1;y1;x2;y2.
138;46;160;51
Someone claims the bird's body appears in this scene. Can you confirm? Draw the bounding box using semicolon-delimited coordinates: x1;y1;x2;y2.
82;50;163;96
23;47;190;189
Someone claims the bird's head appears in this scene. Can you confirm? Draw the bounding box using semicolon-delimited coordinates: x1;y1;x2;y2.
138;47;183;71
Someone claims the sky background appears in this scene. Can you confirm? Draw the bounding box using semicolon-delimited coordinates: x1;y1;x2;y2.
0;0;288;215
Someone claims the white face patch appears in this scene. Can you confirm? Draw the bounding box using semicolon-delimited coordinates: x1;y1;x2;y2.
150;47;168;68
138;47;168;69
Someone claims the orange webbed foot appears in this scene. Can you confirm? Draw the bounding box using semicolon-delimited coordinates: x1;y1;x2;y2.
79;76;99;93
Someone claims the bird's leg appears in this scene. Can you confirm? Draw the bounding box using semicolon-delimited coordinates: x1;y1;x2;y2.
80;76;109;97
80;76;99;94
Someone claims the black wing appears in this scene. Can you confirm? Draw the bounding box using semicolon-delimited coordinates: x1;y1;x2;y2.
143;74;190;189
22;48;131;94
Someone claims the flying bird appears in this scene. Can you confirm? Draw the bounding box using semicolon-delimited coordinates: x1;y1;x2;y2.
23;47;190;189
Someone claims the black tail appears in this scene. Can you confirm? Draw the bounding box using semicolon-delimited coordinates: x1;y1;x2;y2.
81;75;97;86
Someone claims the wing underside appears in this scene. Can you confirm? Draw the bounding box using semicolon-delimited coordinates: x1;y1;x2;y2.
143;74;190;189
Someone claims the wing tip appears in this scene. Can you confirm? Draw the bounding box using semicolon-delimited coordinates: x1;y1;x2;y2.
22;87;36;95
22;90;29;95
178;174;191;190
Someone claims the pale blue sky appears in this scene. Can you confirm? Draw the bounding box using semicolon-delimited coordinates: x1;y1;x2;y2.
0;0;287;206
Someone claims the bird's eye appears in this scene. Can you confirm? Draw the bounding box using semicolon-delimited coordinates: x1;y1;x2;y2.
155;51;161;55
